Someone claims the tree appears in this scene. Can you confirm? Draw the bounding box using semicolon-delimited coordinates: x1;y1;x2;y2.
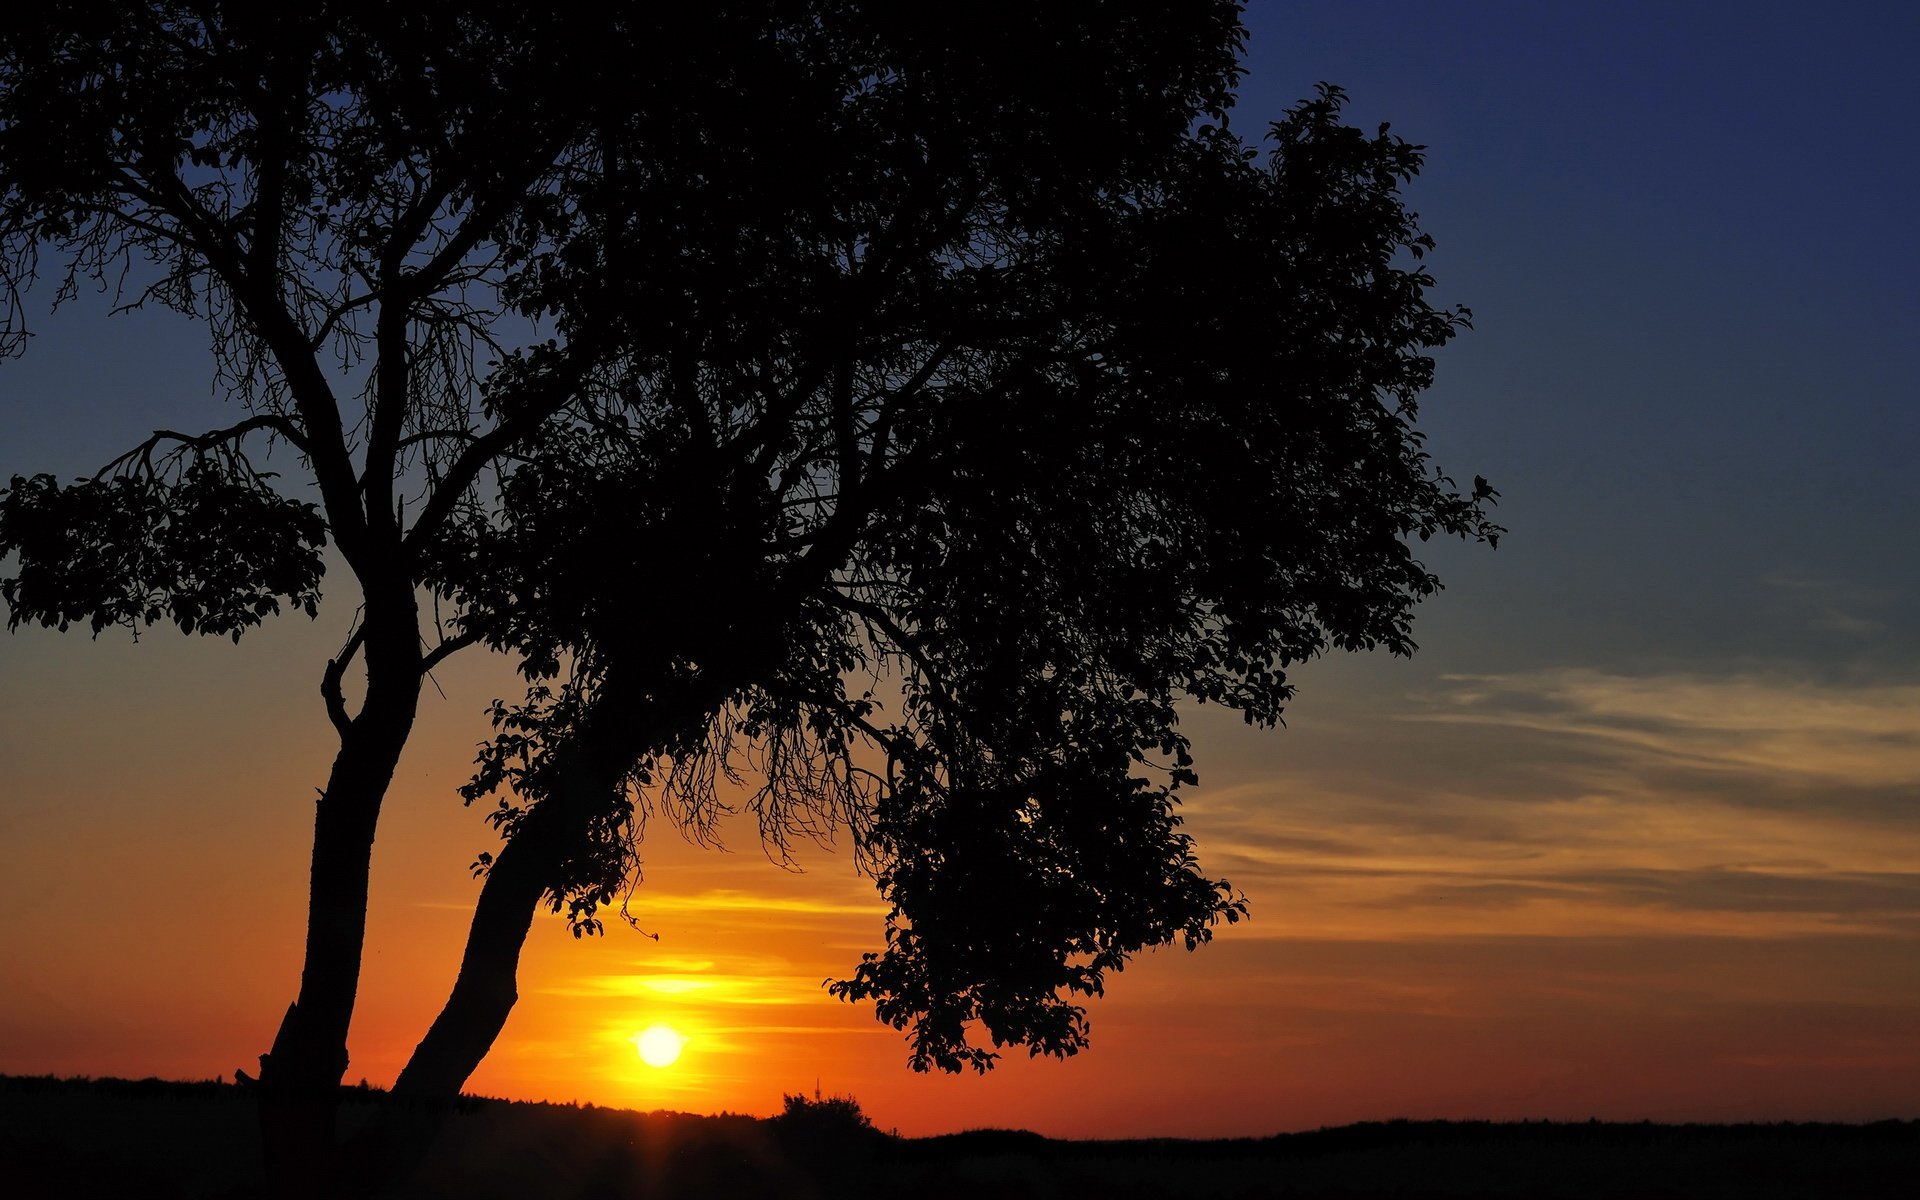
2;1;1498;1190
0;1;736;1189
395;27;1499;1105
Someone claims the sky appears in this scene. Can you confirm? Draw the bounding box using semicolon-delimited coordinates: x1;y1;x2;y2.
2;2;1917;1138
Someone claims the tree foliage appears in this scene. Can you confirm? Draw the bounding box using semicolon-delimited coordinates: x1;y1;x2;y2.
419;64;1500;1073
1;453;323;638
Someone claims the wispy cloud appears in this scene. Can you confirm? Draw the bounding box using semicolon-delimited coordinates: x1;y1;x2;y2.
625;887;883;918
1764;572;1894;640
537;944;837;1006
1411;669;1920;788
1183;669;1920;941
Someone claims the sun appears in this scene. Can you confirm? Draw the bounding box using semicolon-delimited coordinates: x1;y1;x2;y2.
634;1023;686;1069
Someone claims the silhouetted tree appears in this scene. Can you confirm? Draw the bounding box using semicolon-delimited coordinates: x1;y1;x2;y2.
0;1;790;1191
1;2;1498;1191
392;22;1499;1108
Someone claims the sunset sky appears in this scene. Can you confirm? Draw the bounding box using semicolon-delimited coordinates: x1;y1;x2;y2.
2;3;1917;1138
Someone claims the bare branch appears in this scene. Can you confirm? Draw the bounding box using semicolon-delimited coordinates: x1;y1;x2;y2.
94;414;310;481
321;621;368;737
420;629;481;675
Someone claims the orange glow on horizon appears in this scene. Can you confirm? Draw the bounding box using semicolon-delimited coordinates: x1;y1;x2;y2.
3;628;1917;1138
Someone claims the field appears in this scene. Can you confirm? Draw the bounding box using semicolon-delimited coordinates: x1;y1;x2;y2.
3;1075;1913;1199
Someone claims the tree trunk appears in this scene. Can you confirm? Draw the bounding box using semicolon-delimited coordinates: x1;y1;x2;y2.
336;752;602;1190
257;593;423;1197
365;662;740;1187
394;667;672;1103
392;801;559;1097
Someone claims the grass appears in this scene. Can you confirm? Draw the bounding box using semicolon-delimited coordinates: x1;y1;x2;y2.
3;1074;1914;1198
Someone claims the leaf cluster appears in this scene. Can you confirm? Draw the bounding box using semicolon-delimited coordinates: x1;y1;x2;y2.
0;462;323;638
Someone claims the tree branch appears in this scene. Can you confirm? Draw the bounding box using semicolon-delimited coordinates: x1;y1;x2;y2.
820;590;963;717
321;622;367;737
96;414;311;480
395;428;482;453
420;629;481;674
131;154;370;567
399;351;592;560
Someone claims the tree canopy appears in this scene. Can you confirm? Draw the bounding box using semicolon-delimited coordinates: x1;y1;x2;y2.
1;0;1497;1187
409;65;1501;1077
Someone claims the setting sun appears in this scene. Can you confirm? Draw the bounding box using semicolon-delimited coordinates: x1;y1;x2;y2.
634;1024;686;1069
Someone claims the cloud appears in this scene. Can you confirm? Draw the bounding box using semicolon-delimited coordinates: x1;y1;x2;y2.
1411;669;1920;790
1764;572;1894;640
623;887;883;918
533;940;850;1004
1381;867;1920;927
1178;669;1920;941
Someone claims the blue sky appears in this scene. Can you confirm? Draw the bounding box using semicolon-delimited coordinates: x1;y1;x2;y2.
1241;0;1919;681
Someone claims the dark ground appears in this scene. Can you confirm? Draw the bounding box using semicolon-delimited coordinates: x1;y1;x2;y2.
2;1074;1913;1199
